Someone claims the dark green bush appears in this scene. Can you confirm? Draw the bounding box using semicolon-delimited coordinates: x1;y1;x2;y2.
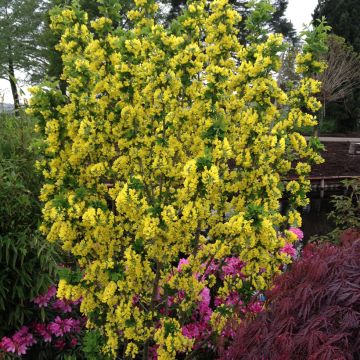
0;113;58;337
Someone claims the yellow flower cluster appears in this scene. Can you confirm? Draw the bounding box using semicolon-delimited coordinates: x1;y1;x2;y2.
28;0;324;358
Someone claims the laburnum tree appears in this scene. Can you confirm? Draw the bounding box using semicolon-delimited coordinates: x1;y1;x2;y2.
28;0;326;358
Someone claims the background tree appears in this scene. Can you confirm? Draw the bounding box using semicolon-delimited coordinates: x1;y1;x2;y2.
313;0;360;52
313;0;360;131
0;0;47;112
162;0;297;43
315;35;360;130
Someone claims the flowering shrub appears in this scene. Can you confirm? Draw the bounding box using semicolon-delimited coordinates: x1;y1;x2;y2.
28;0;325;357
222;240;360;359
0;286;85;358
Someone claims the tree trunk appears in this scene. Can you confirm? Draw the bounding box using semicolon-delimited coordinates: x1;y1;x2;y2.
7;47;20;115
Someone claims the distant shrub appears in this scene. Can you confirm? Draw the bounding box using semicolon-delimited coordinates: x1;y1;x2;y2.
0;113;58;337
222;241;360;360
310;178;360;245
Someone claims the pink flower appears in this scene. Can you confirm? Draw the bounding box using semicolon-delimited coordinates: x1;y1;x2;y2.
47;286;57;298
182;323;201;339
54;338;66;350
70;337;78;347
215;291;244;308
289;227;304;241
49;320;63;337
280;243;297;258
49;317;81;337
198;287;212;322
247;301;263;314
149;345;159;360
0;327;36;356
202;259;219;277
33;286;57;308
52;299;72;313
0;337;16;353
177;258;189;272
222;257;245;278
34;323;52;342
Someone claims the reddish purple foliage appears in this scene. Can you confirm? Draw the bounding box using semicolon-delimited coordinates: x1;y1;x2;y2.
222;241;360;360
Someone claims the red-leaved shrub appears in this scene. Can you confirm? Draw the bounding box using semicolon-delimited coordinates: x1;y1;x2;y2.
222;241;360;360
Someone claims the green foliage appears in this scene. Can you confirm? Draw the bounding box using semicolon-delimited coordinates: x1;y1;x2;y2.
82;330;111;360
329;179;360;229
310;179;360;245
0;113;58;337
301;18;330;58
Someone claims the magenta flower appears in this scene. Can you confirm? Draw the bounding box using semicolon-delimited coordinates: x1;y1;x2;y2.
52;299;72;313
34;323;52;342
177;258;189;272
49;316;80;337
49;321;63;337
280;243;297;258
54;338;66;350
222;257;245;279
70;337;78;348
0;337;16;353
33;285;57;308
182;323;201;339
289;227;304;241
0;326;36;356
198;287;212;321
215;291;244;308
247;301;263;314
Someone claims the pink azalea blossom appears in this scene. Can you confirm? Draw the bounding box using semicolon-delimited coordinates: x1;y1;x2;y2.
54;338;66;350
215;291;244;308
0;337;16;353
247;301;263;314
33;286;57;308
149;345;159;360
198;287;212;322
52;299;72;313
70;337;78;347
0;327;36;356
280;243;297;258
182;323;202;339
222;257;245;279
289;227;304;241
177;258;189;272
49;316;79;337
202;259;219;277
33;323;52;342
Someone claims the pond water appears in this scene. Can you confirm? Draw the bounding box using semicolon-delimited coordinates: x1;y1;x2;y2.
301;197;336;241
282;192;340;242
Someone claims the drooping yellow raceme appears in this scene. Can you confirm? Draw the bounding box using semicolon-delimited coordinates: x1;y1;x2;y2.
28;0;325;358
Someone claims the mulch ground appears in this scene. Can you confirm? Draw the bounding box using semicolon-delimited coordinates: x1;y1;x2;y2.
310;142;360;177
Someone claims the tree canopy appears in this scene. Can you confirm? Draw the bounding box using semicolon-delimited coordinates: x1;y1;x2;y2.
313;0;360;132
0;0;47;110
313;0;360;52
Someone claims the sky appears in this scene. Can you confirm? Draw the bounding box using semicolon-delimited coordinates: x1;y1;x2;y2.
286;0;319;34
0;0;319;104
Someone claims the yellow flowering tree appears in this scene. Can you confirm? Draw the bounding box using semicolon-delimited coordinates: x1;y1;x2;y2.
28;0;326;358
